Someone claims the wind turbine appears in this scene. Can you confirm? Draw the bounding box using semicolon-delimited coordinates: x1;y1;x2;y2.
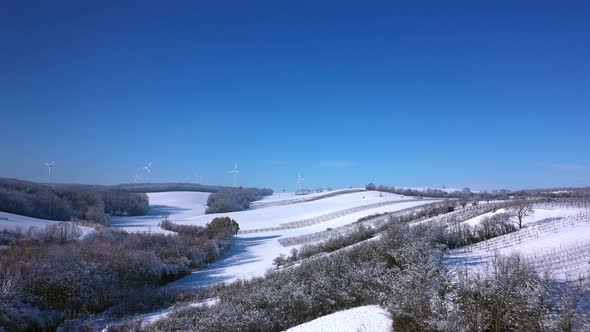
297;172;305;191
144;162;153;183
195;172;204;184
44;161;56;184
228;162;239;187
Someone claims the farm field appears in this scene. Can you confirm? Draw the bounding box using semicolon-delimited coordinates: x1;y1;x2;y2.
113;190;438;291
445;205;590;281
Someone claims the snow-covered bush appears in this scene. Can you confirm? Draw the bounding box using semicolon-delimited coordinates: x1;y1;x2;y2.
0;219;241;330
0;178;149;225
449;254;547;331
206;188;273;214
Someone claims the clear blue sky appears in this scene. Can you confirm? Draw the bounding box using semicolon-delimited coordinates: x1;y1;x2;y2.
1;1;589;191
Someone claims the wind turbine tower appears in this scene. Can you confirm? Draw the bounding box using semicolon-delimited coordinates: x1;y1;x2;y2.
228;162;240;187
297;172;305;191
195;172;204;184
44;161;56;184
144;162;153;183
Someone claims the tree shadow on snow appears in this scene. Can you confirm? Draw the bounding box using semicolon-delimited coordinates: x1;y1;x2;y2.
110;205;192;229
443;254;494;277
165;235;280;290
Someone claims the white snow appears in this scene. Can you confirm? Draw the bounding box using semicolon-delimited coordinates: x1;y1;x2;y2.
284;305;392;332
164;199;435;290
446;207;590;281
0;211;95;238
111;191;210;234
0;211;61;231
107;189;436;325
177;191;408;231
112;190;408;233
138;298;220;327
251;189;363;208
461;206;587;228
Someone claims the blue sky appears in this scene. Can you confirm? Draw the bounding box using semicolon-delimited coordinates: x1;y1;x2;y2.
1;1;589;191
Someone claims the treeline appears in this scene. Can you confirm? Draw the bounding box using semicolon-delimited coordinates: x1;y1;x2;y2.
206;188;273;214
0;178;148;225
146;221;589;331
276;201;460;267
367;182;590;201
366;183;476;199
108;183;226;193
0;217;240;331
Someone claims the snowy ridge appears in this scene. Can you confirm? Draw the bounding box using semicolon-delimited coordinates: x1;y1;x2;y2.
284;305;392;332
239;198;430;234
278;201;440;246
251;189;365;208
0;211;95;238
446;212;590;281
415;201;510;227
111;191;210;233
455;213;589;254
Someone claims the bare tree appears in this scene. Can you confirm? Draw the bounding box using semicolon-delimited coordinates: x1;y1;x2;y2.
460;187;471;208
510;197;533;229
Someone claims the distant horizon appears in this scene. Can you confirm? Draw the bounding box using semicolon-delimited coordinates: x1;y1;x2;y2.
1;1;589;190
4;175;589;194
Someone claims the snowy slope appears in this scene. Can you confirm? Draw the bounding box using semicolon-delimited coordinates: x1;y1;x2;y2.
177;191;407;231
112;190;406;232
111;191;210;233
164;200;434;290
108;189;436;327
285;305;392;332
0;211;61;231
251;189;364;208
445;207;590;281
461;206;587;228
0;211;95;238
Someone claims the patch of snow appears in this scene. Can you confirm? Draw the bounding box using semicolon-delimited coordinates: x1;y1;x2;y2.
284;305;392;332
461;206;586;228
164;200;435;291
253;189;362;206
176;191;407;231
111;191;210;234
446;210;590;281
0;211;95;238
135;298;220;329
108;190;435;325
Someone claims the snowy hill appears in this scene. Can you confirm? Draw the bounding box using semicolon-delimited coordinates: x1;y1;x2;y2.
104;188;438;328
445;204;590;281
0;211;95;238
285;305;392;332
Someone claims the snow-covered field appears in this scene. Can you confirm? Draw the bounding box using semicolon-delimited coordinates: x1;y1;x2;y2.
251;188;364;208
180;191;409;231
113;190;409;232
285;305;392;332
104;189;434;327
0;211;95;238
111;190;435;291
111;191;210;234
162;196;434;290
445;205;590;281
